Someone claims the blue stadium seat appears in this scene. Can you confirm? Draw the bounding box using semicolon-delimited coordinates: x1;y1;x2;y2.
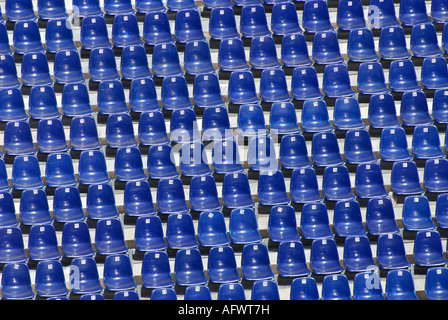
61;221;95;258
150;288;177;300
323;63;355;98
4;121;36;156
0;192;18;228
344;129;377;164
410;23;443;58
379;127;413;162
129;78;160;113
385;269;419;300
333;199;367;238
13;20;44;55
322;165;355;202
138;111;170;146
436;193;448;229
198;210;230;247
161;76;193;111
0;54;21;89
174;248;207;286
207;246;241;283
193;73;224;109
45;18;76;53
399;0;430;26
209;7;239;41
143;11;174;46
21;53;53;87
202;0;233;9
257;170;289;206
86;183;120;220
135;0;166;13
260;68;291;103
35;260;69;298
170;108;201;143
424;158;448;193
0;227;27;264
189;175;221;212
124;180;156;217
421;56;448;90
300;202;333;240
271;2;301;36
402;195;437;231
376;233;411;270
268;205;300;242
174;9;205;43
167;0;197;12
237;104;268;137
45;153;77;187
389;60;421;93
301;99;332;133
368;93;401;128
218;39;250;72
357;62;389;95
333;97;366;131
322;274;352;300
156;178;189;214
365;197;400;235
104;0;133;15
141;250;174;289
343;236;376;273
290;277;319;300
233;0;262;7
279;134;312;170
241;243;274;281
0;23;12;56
28;224;61;261
28;85;60;120
134;216;167;252
270;102;301;135
184;40;214;76
37;0;68;19
368;0;399;29
5;0;36;22
222;172;255;209
310;238;344;275
88;47;120;83
1;263;34;300
229;208;262;244
212;139;245;174
312;30;344;65
184;285;212;300
53;186;86;223
179;142;212;177
166;213;199;249
103;254;137;291
240;4;270;39
19;189;52;225
79;293;105;300
114;290;139;300
302;0;333;33
80;16;111;51
112;14;143;48
412;125;444;159
431;0;448;24
413;230;447;267
291;66;323;100
218;283;246;300
337;0;365;31
70;116;101;151
251;280;280;300
401;90;433;126
12;155;44;190
277;241;310;277
78;150;110;185
152;42;183;78
61;83;93;117
98;80;129;115
290;167;323;203
281;33;312;68
311;131;344;167
53;49;85;85
379;26;411;61
202;106;232;141
105;113;138;148
390;161;424;195
0;160;9;193
249;36;281;70
425;267;448;300
247;136;279;172
353;272;385;300
355;163;389;199
115;147;147;182
227;70;259;104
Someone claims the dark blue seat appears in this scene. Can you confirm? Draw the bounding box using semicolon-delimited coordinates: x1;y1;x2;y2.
312;30;344;65
150;288;177;300
291;66;323;100
80;15;111;51
413;230;447;267
198;210;230;247
13;20;44;55
357;62;389;95
105;113;138;148
323;63;355;98
104;0;133;15
141;250;174;289
4;121;36;156
240;4;270;39
337;0;365;31
333;199;367;237
376;233;411;270
174;248;207;286
86;183;120;220
233;0;262;7
207;246;241;283
35;260;69;298
38;0;68;20
322;274;352;300
61;221;95;258
251;280;280;300
436;193;448;229
368;93;401;129
218;39;250;72
229;208;262;244
343;236;376;273
355;163;389;199
156;178;189;214
0;191;18;228
179;142;212;177
300;202;334;240
112;14;143;48
143;11;174;46
45;18;76;53
227;70;259;105
217;283;246;300
222;172;255;209
380;127;413;162
290;277;319;300
193;73;224;109
78;150;110;185
121;44;152;81
114;146;147;182
174;9;205;44
0;23;12;56
402;195;437;231
138;111;169;146
310;238;344;275
425;267;448;300
103;254;137;291
424;158;448;193
129;78;160;113
249;36;281;70
134;215;167;252
170;108;201;144
203;0;233;9
277;241;310;277
98;80;129;115
247;136;279;172
152;42;183;78
344;129;377;164
0;227;27;264
45;153;77;187
401;90;433;127
5;0;36;22
21;52;53;87
237;104;268;137
333;97;366;131
113;290;139;300
260;68;291;103
432;0;448;24
166;213;199;250
53;186;86;223
385;269;419;300
353;272;385;300
271;2;302;36
302;0;333;33
1;263;34;300
184;286;212;300
281;33;312;68
241;243;274;281
0;54;21;89
421;56;448;90
189;175;221;212
290;167;323;204
12;155;45;190
28;224;61;261
161;76;193;111
379;26;411;61
365;197;400;235
391;161;425;195
322;165;355;202
28;85;60;120
311;131;344;167
411;23;443;58
348;28;379;63
0;160;9;194
389;60;421;93
270;102;301;135
257;170;289;206
279;134;312;170
61;83;93;117
301;99;332;133
202;106;232;141
412;125;444;159
69;116;102;151
53;49;85;85
209;7;239;41
184;40;214;76
368;0;399;29
400;0;430;26
124;180;156;217
268;205;300;242
212;139;245;174
88;47;120;83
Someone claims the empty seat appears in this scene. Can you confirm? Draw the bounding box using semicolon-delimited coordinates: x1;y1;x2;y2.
218;38;250;72
170;108;201;143
45;153;77;187
174;9;205;43
78;150;110;185
322;165;355;202
141;250;174;289
312;30;344;65
421;56;448;90
179;142;212;177
353;272;385;300
227;71;259;105
156;178;189;214
237;104;268;137
424;158;448;193
277;241;310;277
86;183;120;220
260;68;291;103
300;202;333;240
190;176;221;212
379;127;413;162
202;106;231;141
104;0;134;15
290;276;319;300
385;269;419;300
222;172;255;209
370;92;402;127
0;23;12;56
365;197;400;235
229;208;262;244
70;116;102;151
134;215;168;252
35;260;69;298
1;263;34;300
0;54;21;89
193;73;224;109
112;14;142;48
28;224;61;261
28;85;60;120
301;99;332;133
310;238;344;275
432;0;448;24
13;20;44;55
37;118;69;154
209;7;239;41
152;43;183;78
218;283;246;300
5;0;36;22
290;167;323;203
333;97;366;131
411;23;443;59
129;78;160;113
436;193;448;229
138;111;169;146
88;47;120;83
97;80;129;115
323;64;355;98
207;246;241;283
270;102;301;135
114;290;139;300
19;189;52;225
333;199;367;238
0;191;19;228
202;0;233;10
61;221;95;258
184;41;214;76
389;60;421;93
257;170;289;206
198;210;230;247
281;33;312;68
53;49;85;85
357;62;389;95
124;180;156;217
115;147;147;182
166;213;199;249
291;66;323;100
279;134;312;170
268;205;300;242
355;163;389;199
311;131;344;167
0;227;27;264
174;248;207;286
103;254;137;291
413;230;447;267
53;186;86;223
390;161;425;195
302;0;333;33
150;288;177;300
21;52;52;87
379;26;411;61
402;195;437;231
61;83;93;117
322;274;352;300
344;129;377;164
212;139;245;174
271;2;301;36
143;11;174;46
80;16;111;51
248;136;279;173
240;5;270;39
249;36;281;70
184;286;212;300
105;113;138;148
376;233;411;270
425;267;448;300
45;18;76;53
161;76;193;111
348;28;379;63
400;0;430;26
343;236;376;273
337;0;366;31
121;44;152;81
251;280;280;300
4;121;36;156
368;0;399;29
412;125;444;159
12;155;44;190
241;243;274;281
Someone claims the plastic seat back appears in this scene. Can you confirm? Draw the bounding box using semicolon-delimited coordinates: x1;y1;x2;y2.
376;233;411;269
291;66;323;100
103;254;137;291
61;221;95;258
143;11;174;46
312;30;344;65
355;162;388;199
333;199;367;237
379;26;411;60
402;195;436;231
45;18;76;53
80;16;111;50
390;161;424;195
300;202;333;240
380;127;412;162
302;0;333;33
78;150;110;185
174;9;205;43
322;165;355;201
184;40;214;76
112;14;142;48
240;4;270;39
290;167;322;203
35;260;69;298
241;243;274;281
87;183;120;220
310;238;344;275
156;178;189;214
53;186;86;223
218;38;250;72
366;197;400;235
385;269;418;300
